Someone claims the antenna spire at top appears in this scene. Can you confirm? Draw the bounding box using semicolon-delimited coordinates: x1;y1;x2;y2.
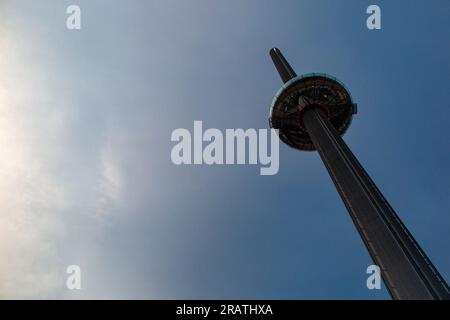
269;48;297;83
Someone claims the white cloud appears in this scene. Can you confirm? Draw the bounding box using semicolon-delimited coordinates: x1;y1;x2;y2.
0;22;123;298
0;34;65;298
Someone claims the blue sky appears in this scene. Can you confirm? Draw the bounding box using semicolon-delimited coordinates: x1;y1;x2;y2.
0;0;448;299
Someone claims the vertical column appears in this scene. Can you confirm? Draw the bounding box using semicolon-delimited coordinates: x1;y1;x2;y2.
302;107;450;300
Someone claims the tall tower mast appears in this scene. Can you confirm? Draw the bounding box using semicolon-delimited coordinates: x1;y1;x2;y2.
269;48;450;300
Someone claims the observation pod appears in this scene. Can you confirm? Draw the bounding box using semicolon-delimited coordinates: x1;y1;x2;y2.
270;73;357;151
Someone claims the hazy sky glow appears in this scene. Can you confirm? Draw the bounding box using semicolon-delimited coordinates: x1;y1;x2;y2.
0;0;449;299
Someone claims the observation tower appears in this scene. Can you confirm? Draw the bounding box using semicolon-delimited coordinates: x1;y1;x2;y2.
269;48;450;300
